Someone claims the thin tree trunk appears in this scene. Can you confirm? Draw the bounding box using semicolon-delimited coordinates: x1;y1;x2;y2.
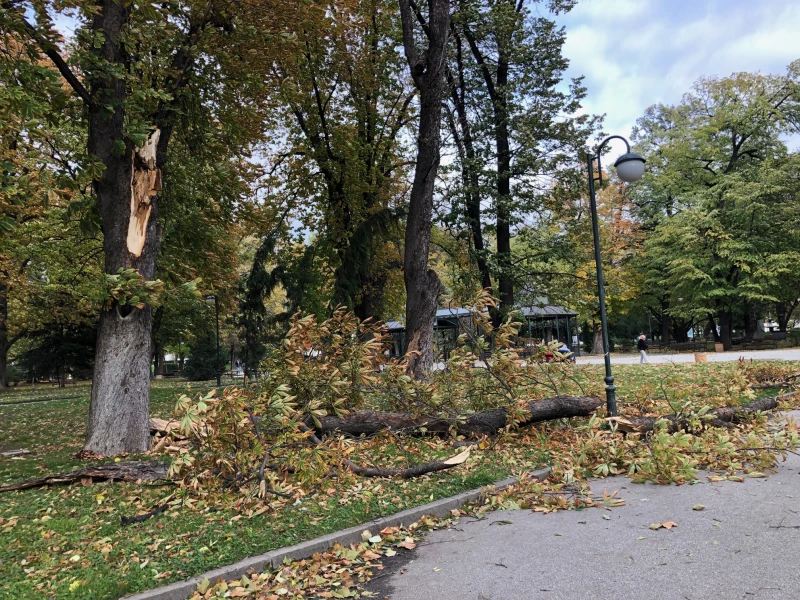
719;309;733;351
707;314;720;342
0;284;8;390
660;304;670;342
446;31;492;299
154;342;165;377
494;47;513;313
398;0;449;378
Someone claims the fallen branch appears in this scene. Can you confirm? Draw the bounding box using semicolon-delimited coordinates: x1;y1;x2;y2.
299;424;473;479
0;461;169;493
610;395;781;434
121;499;172;526
314;395;603;439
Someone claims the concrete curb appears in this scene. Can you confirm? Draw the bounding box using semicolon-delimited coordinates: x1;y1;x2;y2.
122;467;551;600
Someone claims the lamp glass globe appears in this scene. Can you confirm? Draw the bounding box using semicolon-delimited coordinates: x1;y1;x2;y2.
615;157;645;182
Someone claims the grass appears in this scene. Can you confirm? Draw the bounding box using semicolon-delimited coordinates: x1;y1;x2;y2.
0;361;797;600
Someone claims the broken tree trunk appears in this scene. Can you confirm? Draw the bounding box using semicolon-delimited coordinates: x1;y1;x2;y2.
0;461;168;493
314;395;603;439
610;395;782;434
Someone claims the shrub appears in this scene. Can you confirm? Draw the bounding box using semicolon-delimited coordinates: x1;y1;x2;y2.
183;337;230;381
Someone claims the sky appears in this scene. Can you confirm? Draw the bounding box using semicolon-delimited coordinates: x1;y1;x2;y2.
554;0;800;156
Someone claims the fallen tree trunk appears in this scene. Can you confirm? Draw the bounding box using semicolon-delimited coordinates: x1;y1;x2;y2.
0;461;168;493
610;395;782;434
315;395;603;438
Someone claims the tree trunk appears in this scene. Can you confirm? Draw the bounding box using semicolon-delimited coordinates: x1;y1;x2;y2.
615;394;780;434
314;395;603;438
83;1;166;455
446;35;492;301
153;342;165;377
776;300;799;333
591;322;603;355
706;314;720;342
719;309;733;351
0;284;8;389
744;303;757;340
494;48;514;314
398;0;449;378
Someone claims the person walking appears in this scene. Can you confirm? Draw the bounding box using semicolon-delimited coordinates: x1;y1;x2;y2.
637;334;649;364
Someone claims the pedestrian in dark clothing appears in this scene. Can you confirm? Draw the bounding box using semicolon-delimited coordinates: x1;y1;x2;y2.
637;334;649;364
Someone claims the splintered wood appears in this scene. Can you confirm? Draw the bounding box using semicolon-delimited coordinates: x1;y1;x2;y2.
127;128;162;257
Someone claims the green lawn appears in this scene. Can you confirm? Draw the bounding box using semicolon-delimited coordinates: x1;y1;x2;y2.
0;362;795;600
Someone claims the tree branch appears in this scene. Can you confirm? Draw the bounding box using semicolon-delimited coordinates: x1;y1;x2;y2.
7;9;92;106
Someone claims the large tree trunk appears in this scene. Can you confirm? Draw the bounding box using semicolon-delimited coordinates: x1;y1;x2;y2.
398;0;449;378
314;395;603;438
590;322;603;355
83;2;164;455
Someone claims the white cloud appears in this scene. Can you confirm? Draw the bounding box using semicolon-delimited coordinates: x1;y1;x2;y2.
556;0;800;154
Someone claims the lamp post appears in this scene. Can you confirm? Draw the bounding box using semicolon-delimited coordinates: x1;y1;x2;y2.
586;136;646;416
205;294;221;387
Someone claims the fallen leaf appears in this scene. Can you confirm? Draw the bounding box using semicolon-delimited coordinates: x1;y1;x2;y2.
693;505;705;511
397;538;416;550
442;449;470;466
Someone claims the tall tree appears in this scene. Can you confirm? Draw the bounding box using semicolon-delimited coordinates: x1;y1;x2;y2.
398;0;450;377
448;0;596;314
3;0;303;454
263;0;412;322
631;63;800;349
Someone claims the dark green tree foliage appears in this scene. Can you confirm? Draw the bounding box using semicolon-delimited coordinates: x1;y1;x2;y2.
238;235;285;378
184;336;230;382
16;325;96;385
443;0;598;315
263;0;411;321
631;63;800;348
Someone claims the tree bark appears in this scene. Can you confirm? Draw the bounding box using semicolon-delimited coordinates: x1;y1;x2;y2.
0;284;9;389
398;0;449;378
719;309;733;351
591;322;603;355
614;395;780;434
314;395;603;438
0;461;168;493
82;2;165;455
446;32;493;300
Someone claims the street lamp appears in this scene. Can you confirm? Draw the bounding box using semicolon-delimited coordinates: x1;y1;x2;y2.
205;294;221;387
586;135;646;416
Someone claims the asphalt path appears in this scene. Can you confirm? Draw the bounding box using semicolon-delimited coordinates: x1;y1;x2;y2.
576;348;800;365
369;413;800;600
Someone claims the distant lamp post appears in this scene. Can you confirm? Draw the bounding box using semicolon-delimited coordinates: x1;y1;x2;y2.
205;294;221;387
586;136;646;416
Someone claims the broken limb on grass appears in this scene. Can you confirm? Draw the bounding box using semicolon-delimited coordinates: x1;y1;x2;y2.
313;395;603;438
0;460;168;493
299;424;472;479
608;395;781;435
120;497;172;526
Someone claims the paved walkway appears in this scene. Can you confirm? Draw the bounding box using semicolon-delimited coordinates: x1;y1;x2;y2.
576;348;800;365
369;413;800;600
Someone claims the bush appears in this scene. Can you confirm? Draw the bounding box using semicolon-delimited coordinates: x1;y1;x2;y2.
183;337;229;381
